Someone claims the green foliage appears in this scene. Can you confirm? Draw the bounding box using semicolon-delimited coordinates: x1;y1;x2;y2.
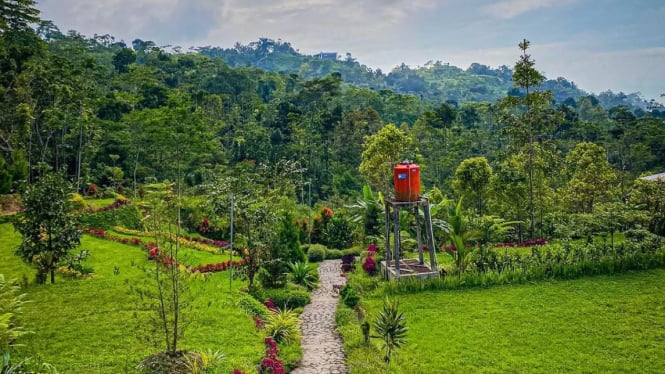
341;286;360;309
325;215;354;249
372;298;408;364
453;156;493;215
564;142;617;213
14;171;81;284
264;308;300;344
262;288;311;310
77;203;142;230
237;294;270;320
359;124;412;195
287;262;319;290
325;249;344;259
0;274;30;351
307;244;327;262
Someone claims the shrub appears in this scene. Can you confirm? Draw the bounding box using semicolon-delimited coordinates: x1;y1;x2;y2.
325;215;353;249
262;288;311;309
238;294;270;319
326;249;344;259
363;256;377;276
341;286;359;308
264;308;300;344
344;246;364;256
307;244;327;262
287;262;319;290
373;298;408;364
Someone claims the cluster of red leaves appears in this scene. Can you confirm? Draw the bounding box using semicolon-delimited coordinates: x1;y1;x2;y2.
260;337;285;374
264;299;278;312
362;256;377;276
189;260;246;273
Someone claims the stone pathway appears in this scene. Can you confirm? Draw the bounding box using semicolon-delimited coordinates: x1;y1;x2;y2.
292;259;348;374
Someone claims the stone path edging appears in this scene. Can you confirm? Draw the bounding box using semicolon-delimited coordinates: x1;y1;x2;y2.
291;259;348;374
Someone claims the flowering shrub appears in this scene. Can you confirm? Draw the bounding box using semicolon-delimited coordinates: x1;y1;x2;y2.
367;243;377;253
363;256;377;276
233;370;247;374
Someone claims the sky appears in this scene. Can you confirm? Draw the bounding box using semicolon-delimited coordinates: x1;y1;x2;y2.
37;0;665;103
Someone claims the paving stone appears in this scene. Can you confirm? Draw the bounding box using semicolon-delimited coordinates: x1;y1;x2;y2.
291;260;348;374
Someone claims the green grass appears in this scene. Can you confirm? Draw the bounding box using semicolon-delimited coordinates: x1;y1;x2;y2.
106;229;235;266
339;270;665;373
0;223;276;373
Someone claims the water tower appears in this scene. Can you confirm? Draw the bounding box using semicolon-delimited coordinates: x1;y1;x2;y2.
381;161;438;280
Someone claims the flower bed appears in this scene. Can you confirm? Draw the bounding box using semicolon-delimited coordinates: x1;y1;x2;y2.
83;227;246;274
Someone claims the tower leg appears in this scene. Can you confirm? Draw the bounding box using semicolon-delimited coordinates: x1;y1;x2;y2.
415;205;424;265
384;202;391;280
424;200;438;272
393;205;400;276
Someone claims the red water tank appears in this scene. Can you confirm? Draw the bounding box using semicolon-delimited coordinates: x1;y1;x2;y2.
393;161;420;201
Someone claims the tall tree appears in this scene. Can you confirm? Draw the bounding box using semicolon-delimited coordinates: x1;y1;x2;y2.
14;170;81;284
498;39;561;239
359;124;411;195
453;156;493;215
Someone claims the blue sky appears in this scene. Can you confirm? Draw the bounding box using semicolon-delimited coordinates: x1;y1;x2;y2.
38;0;665;103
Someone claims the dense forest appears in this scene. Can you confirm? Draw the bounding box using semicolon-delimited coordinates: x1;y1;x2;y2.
2;2;665;241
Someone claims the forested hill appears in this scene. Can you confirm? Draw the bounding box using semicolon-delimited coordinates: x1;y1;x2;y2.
195;38;657;110
2;10;665;210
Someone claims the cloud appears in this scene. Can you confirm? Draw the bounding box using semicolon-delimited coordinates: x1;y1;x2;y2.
483;0;578;19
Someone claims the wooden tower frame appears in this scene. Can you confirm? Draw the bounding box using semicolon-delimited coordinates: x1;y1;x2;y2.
381;197;439;280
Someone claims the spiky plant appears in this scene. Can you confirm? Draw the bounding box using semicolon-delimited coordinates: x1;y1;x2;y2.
372;298;408;364
286;262;319;290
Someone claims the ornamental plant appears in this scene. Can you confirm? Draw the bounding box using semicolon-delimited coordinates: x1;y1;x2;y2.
363;256;377;276
372;298;408;364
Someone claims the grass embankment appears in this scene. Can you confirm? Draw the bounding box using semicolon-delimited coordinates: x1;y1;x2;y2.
338;269;665;373
0;223;264;373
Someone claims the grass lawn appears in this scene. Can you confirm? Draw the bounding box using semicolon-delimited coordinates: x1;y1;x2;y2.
0;223;265;373
339;269;665;373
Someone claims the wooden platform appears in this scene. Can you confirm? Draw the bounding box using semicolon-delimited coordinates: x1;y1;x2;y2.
380;259;439;280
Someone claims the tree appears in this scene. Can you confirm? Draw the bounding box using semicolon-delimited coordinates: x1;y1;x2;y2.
564;142;617;213
359;124;411;195
453;157;492;215
14;170;81;284
0;0;40;32
498;39;562;239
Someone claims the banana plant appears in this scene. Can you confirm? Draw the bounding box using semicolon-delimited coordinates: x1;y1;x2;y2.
442;198;480;276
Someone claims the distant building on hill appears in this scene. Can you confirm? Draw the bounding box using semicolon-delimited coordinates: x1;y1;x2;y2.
315;52;338;60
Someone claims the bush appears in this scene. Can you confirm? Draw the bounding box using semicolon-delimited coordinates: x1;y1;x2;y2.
300;244;310;254
363;256;378;276
340;285;359;308
265;308;300;344
343;246;364;256
238;294;270;319
326;249;344;259
262;288;311;309
307;244;327;262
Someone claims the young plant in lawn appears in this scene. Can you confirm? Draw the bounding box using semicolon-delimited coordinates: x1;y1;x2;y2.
372;298;408;364
14;170;81;284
